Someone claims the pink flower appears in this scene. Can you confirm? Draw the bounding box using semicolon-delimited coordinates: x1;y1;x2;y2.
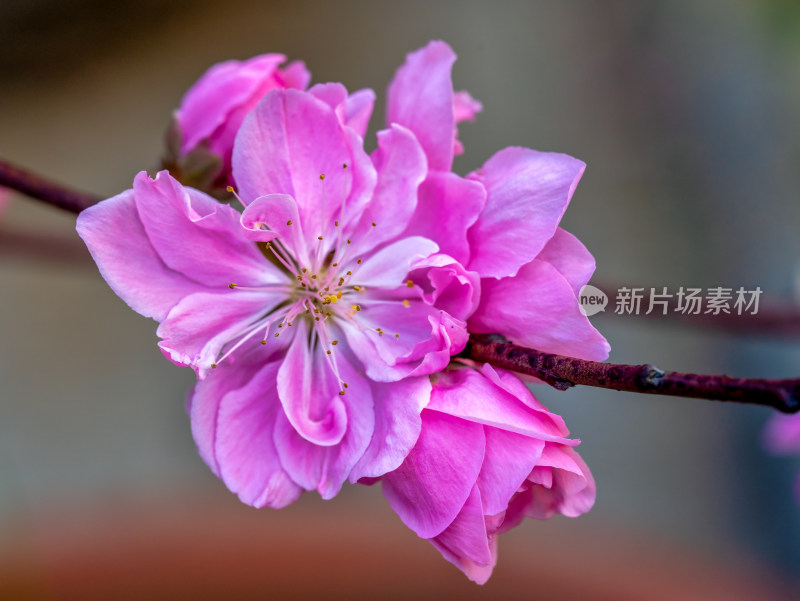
388;40;609;361
77;83;466;505
171;54;311;187
379;363;595;584
764;414;800;502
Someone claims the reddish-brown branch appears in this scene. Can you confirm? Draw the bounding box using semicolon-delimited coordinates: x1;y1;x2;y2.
0;158;100;214
465;334;800;414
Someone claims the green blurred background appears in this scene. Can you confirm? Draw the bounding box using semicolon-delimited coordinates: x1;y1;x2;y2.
2;1;800;598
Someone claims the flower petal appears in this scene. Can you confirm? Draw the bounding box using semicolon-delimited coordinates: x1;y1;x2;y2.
469;258;610;361
344;88;376;139
403;171;486;266
427;366;571;444
178;54;287;155
157;290;283;377
429;485;496;585
353;125;427;254
276;320;348;446
354;236;439;288
232;89;375;233
409;253;481;322
349;376;431;481
387;40;457;171
537;227;596;296
274;346;374;499
76;188;206;321
133;171;270;287
383;410;485;538
240;193;310;264
215;358;304;508
467;147;585;279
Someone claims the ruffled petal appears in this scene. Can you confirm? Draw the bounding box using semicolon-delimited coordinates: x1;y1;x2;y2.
215;359;303;508
276;60;311;90
240;193;310;264
353;125;427;254
349;376;431;481
452;90;482;156
429;485;496;585
469;258;610;361
132;171;271;287
409;253;481;322
178;54;287;155
274;346;374;499
344;88;375;139
467;147;585;279
232;89;376;235
354;236;438;288
76;188;206;321
383;410;485;538
427;366;571;444
157;289;283;378
276;320;348;446
537;227;596;296
386;40;457;171
403;171;486;266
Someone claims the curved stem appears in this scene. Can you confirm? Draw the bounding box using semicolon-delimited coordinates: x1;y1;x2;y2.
465;334;800;414
0;158;100;214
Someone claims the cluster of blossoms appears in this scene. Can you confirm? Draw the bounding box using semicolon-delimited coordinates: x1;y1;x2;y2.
77;41;609;583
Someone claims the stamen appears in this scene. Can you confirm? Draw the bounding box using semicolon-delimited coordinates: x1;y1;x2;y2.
402;299;410;307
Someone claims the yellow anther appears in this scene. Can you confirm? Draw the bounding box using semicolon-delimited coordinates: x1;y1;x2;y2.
331;296;339;304
327;311;332;317
226;185;234;192
334;220;339;227
326;350;331;355
315;317;320;321
371;221;377;227
320;174;325;180
343;382;349;388
332;262;338;267
406;280;414;288
211;363;218;369
342;163;348;169
402;299;410;307
229;283;237;289
346;239;352;245
318;235;323;240
278;323;283;328
338;390;345;396
338;278;345;285
356;259;362;264
260;340;267;345
286;220;293;226
353;286;361;291
346;270;352;275
302;268;308;273
395;333;400;338
300;283;307;288
288;322;293;326
332;340;339;346
336;291;342;299
275;333;280;337
312;274;318;279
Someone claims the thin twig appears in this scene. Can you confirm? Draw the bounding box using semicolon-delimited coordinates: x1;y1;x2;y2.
0;158;100;214
465;334;800;414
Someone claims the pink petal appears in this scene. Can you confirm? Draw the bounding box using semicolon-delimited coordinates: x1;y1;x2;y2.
467;147;586;279
240;193;310;265
276;320;349;446
428;366;571;444
469;258;610;361
429;485;496;585
403;171;486;266
354;125;427;254
452;90;482;156
349;376;432;481
273;349;374;499
383;410;485;538
355;236;439;288
386;40;457;171
157;290;283;377
215;359;303;508
764;414;800;454
76;188;206;321
342;302;467;382
537;227;596;296
477;427;546;516
276;60;311;90
232;89;375;231
133;171;271;288
409;253;481;321
178;54;287;155
308;82;348;122
344;88;376;139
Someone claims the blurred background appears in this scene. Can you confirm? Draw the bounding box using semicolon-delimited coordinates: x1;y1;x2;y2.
2;0;800;599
